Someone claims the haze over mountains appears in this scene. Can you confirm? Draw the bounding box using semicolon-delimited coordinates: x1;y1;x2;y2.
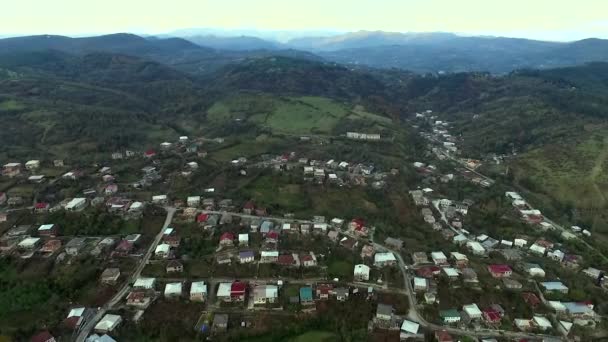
2;30;608;74
169;30;608;74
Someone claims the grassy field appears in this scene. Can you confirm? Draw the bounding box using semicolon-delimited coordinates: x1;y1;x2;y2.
207;95;388;136
513;132;608;210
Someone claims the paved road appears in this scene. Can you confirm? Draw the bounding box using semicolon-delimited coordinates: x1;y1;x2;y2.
199;209;315;224
75;207;176;342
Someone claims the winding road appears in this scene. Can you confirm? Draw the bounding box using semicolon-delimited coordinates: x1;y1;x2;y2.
74;207;176;342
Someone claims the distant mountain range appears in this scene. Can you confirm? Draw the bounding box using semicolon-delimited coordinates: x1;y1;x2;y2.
163;30;608;74
2;31;608;74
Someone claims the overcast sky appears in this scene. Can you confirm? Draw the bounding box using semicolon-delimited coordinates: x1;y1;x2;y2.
2;0;607;41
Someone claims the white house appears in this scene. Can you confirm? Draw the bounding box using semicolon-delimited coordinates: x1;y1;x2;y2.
431;251;448;264
164;282;182;298
65;198;87;211
466;241;486;255
463;303;482;319
94;314;122;333
133;277;156;290
187;196;201;207
374;252;397;267
354;264;371;281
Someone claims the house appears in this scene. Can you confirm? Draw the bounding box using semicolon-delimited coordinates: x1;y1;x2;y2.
239;250;255;263
541;281;569;294
562;254;583;269
213;314;229;332
152;195;168;204
0;212;7;223
487;264;513;278
278;254;297;267
374;252;397;267
453;234;467;245
376;303;393;321
18;237;41;250
548;249;565;262
104;184;118;195
335;287;349;301
412;252;429;264
2;163;21;177
216;253;232;265
440;309;461;324
582;267;603;280
34;202;50;213
133;277;156;290
431;251;448;265
529;243;547;256
166;260;183;273
416;265;441;278
400;319;420;338
155;243;171;258
413;277;428;291
64;307;88;330
238;233;249;246
260;221;274;234
533;316;553;331
299;287;314;305
40;239;62;254
230;281;247;302
65;237;86;256
313;223;328;234
242;201;255;215
30;331;56;342
522;292;541;308
113;240;133;256
316;283;334;300
450;252;468;267
443;267;459;279
126;291;151;308
563;302;595;319
65;198;87;211
260;250;279;263
514;238;528;248
38;224;58;237
424;292;436;304
190;281;207;302
100;268;120;284
463;303;482;320
300;252;317;267
483;308;502;324
0;192;6;205
94;314;122;333
461;268;478;284
514;318;534;331
524;263;546;277
492;275;516;289
187;196;201;207
253;285;279;305
164;282;182;298
219;232;234;247
265;231;279;244
354;264;371;281
217;283;232;302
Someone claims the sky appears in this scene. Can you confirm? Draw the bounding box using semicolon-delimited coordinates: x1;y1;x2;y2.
1;0;607;41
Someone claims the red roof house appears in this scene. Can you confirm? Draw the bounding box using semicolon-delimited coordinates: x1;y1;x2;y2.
230;281;247;301
488;264;513;278
278;254;296;266
522;292;541;308
114;240;133;256
316;283;334;300
242;201;255;214
416;265;442;278
219;232;234;247
34;202;50;212
196;213;209;223
265;231;279;243
482;308;502;324
144;149;157;158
